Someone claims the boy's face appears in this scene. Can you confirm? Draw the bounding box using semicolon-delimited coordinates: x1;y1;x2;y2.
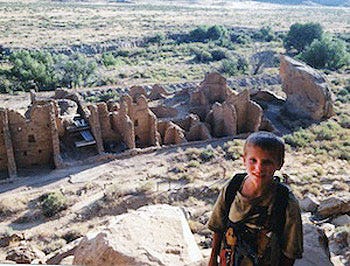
243;145;280;182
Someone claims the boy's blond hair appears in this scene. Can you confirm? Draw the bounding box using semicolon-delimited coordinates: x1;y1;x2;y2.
244;131;285;169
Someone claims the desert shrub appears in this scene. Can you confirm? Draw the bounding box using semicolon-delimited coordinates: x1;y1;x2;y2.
86;90;120;103
298;36;350;70
223;141;243;160
338;114;350;128
284;22;323;53
231;32;252;44
0;197;26;217
310;120;341;141
189;25;209;42
220;56;248;76
184;147;202;161
284;129;315;148
188;25;228;43
252;26;275;42
187;160;200;168
146;33;166;44
210;48;228;61
191;47;213;62
200;148;215;162
136;181;155;193
102;52;124;68
62;229;83;243
39;191;67;217
207;25;228;41
191;47;229;62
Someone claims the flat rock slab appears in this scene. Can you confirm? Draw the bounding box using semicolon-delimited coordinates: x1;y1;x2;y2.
73;204;204;266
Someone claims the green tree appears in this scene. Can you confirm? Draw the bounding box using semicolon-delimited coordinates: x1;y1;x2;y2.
299;35;350;70
8;50;58;91
284;23;323;53
56;53;97;88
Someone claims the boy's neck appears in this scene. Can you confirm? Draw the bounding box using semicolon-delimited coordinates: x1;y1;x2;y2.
240;175;273;199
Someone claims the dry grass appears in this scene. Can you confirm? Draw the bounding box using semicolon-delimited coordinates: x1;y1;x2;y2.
0;1;348;49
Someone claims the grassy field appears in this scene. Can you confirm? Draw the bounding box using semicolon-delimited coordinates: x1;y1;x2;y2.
0;0;349;49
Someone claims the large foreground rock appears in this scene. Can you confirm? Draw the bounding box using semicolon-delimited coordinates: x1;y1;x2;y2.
280;55;334;121
295;215;332;266
73;204;203;266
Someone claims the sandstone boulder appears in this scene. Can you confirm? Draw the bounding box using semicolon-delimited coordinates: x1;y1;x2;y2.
316;196;350;218
299;194;319;213
331;215;350;226
280;55;334;121
295;215;332;266
73;204;203;266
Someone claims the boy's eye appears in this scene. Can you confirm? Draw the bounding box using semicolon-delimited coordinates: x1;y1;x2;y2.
249;158;257;163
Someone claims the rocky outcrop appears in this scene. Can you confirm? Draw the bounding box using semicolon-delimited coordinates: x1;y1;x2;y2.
295;216;332;266
73;204;203;266
280;55;334;121
316;196;350;218
299;194;319;213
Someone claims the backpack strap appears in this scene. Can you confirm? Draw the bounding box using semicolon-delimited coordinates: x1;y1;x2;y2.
225;175;290;243
224;173;246;214
271;182;290;247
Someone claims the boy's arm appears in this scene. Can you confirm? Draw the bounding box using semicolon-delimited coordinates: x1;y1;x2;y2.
209;232;223;266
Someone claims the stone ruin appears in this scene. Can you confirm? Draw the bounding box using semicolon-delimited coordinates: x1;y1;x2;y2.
0;56;334;178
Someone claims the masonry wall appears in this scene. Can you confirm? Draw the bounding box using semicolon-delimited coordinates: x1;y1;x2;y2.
0;110;7;172
8;104;55;168
129;97;159;148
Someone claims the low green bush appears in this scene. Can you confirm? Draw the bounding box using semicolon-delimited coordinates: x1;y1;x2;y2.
284;129;315;148
200;149;215;162
40;191;67;217
220;56;248;76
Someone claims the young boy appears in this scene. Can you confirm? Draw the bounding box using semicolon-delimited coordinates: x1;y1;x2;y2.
208;131;303;266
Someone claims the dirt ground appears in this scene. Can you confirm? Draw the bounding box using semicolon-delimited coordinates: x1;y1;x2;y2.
0;132;349;263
